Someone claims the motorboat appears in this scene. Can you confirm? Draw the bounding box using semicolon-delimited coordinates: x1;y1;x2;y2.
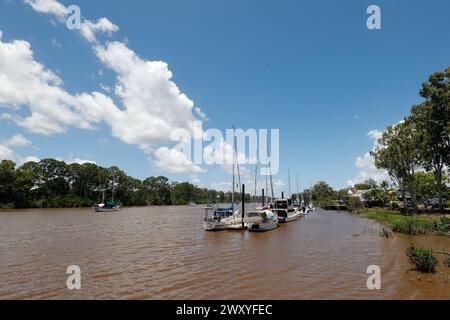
272;199;301;223
247;209;279;232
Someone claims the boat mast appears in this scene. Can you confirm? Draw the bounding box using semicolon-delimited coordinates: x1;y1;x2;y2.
233;126;242;201
254;164;258;208
288;167;291;200
265;167;268;205
231;126;235;206
232;157;235;206
267;134;275;201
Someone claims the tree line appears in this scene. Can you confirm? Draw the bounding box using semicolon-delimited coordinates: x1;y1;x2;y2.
0;159;251;209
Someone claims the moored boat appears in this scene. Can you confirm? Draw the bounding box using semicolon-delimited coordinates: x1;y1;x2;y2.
203;206;232;231
273;199;301;223
247;210;279;232
95;201;120;212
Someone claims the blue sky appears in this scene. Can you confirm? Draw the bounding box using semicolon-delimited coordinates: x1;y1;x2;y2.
0;0;449;193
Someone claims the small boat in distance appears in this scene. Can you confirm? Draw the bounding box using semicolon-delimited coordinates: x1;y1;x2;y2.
95;184;120;213
95;201;120;212
189;202;197;206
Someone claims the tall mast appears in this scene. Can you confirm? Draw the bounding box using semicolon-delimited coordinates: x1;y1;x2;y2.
231;125;236;205
297;174;299;201
265;170;268;205
232;151;235;206
254;164;258;206
288;167;291;199
267;134;275;200
233;125;242;201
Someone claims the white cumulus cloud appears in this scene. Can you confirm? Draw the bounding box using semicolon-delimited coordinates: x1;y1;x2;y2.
15;0;208;174
153;147;205;174
24;0;67;18
0;134;36;163
81;18;119;43
347;130;389;186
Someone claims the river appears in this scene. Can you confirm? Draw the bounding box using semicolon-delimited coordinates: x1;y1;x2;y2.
0;207;449;300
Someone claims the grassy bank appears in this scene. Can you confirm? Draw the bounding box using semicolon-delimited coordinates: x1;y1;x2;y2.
352;208;444;235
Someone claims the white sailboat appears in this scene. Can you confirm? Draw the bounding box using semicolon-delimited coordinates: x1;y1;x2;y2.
203;126;245;231
95;183;120;212
203;206;227;231
224;126;246;230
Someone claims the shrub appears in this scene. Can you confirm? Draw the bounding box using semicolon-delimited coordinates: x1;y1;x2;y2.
406;244;438;273
390;201;400;211
347;197;364;212
363;188;389;208
433;216;450;235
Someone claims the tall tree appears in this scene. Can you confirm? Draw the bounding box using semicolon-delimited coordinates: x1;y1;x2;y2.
371;120;421;211
311;181;335;206
0;160;16;205
410;68;450;210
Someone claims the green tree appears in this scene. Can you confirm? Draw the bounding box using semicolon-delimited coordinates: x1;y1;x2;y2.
0;160;16;206
143;176;171;205
13;161;38;208
363;188;389;208
36;159;71;199
410;68;450;210
371;121;421;211
355;179;378;190
311;181;335;206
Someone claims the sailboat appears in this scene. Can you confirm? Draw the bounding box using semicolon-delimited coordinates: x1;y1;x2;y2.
203;206;227;231
223;126;246;230
95;181;120;213
203;126;244;231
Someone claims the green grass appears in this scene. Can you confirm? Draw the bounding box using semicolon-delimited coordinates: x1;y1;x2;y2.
354;208;434;235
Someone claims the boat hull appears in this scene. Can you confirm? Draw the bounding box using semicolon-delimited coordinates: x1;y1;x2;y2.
203;222;226;231
225;223;247;230
248;222;279;232
95;207;120;213
277;213;301;223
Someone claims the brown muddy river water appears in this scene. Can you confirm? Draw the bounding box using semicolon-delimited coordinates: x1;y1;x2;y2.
0;207;449;300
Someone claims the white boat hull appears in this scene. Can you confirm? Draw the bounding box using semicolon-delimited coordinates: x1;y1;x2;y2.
225;222;247;230
248;222;279;232
203;221;227;231
95;206;120;213
278;213;301;223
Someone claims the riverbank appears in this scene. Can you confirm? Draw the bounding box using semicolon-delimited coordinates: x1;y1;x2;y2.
352;208;450;236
